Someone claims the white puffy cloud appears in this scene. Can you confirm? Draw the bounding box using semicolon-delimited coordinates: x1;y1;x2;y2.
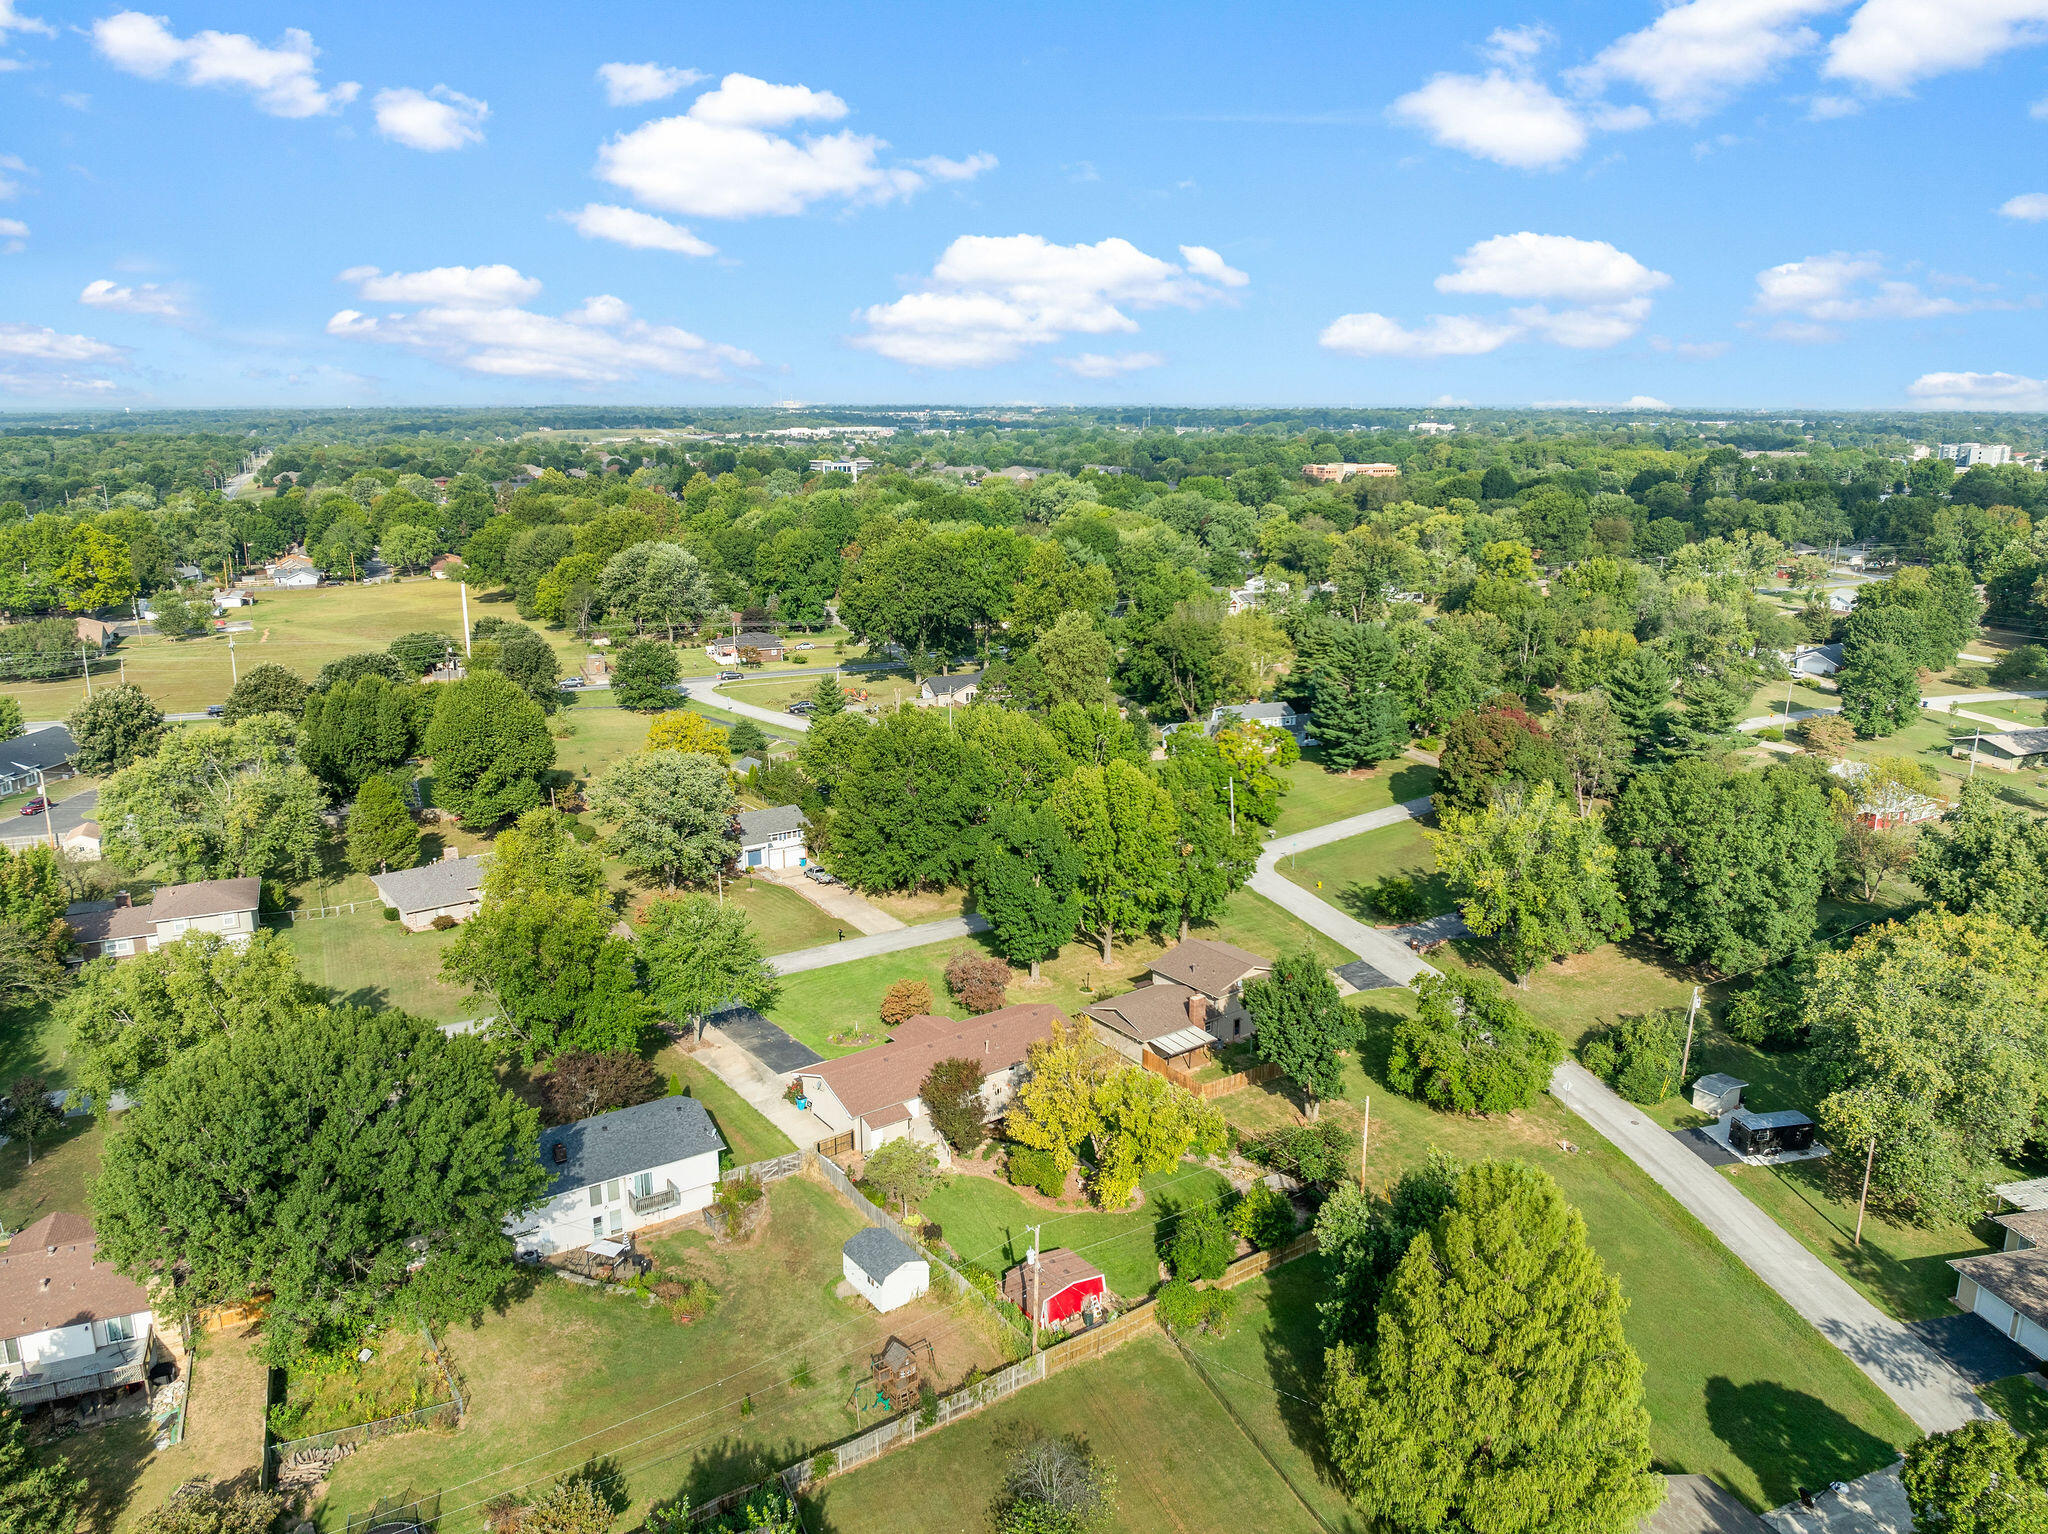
1056;351;1165;378
1511;298;1657;348
0;321;126;395
558;203;716;256
1752;252;1969;336
1826;0;2048;94
1484;24;1554;65
913;152;998;183
1319;312;1522;358
1572;0;1838;120
1388;70;1588;169
337;264;541;305
0;0;52;42
328;264;754;384
0;217;24;253
853;234;1247;368
596;61;701;106
91;12;358;118
1435;232;1670;303
1907;370;2048;409
373;86;487;151
686;73;846;127
79;277;187;318
1999;192;2048;220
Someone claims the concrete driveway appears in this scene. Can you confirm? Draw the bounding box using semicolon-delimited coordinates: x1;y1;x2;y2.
1551;1061;1990;1433
1252;797;1441;987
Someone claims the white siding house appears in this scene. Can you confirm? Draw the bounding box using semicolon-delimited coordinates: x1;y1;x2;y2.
68;877;261;960
507;1096;727;1259
1;1213;162;1407
736;805;809;871
842;1227;928;1314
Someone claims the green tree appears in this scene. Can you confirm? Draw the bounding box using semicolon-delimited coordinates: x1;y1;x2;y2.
919;1057;989;1153
609;638;681;711
795;709;871;802
0;695;20;741
1030;610;1116;710
1323;1161;1661;1534
1300;620;1407;770
67;683;165;774
423;674;554;826
1313;1150;1463;1349
589;750;735;889
1429;781;1630;983
101;717;326;884
1901;1421;2048;1534
345;774;421;875
637;894;780;1040
128;1482;284;1534
485;806;606;901
1838;641;1921;737
149;589;211;639
302;673;422;793
1168;1202;1235;1281
971;804;1086;980
380;522;439;574
1808;909;2048;1226
1050;759;1179;962
861;1138;942;1216
808;674;847;717
1387;970;1564;1115
1608;758;1838;975
57;524;137;612
387;630;459;677
596;541;713;640
1604;648;1674;759
0;844;66;933
0;1399;83;1534
470;617;562;712
1;1075;61;1164
1908;778;2048;934
220;663;309;722
1549;691;1630;811
442;892;650;1065
1090;1065;1225;1208
92;1004;546;1363
1005;1018;1113;1176
827;708;995;892
726;717;768;755
1243;949;1350;1117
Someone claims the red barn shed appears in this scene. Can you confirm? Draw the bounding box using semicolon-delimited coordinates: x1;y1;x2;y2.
1002;1248;1108;1327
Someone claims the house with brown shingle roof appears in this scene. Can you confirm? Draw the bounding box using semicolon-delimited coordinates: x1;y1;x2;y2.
0;1212;161;1407
794;1004;1066;1157
1083;938;1271;1067
68;876;262;961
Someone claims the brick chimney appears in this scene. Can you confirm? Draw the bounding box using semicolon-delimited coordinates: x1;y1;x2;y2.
1187;992;1207;1028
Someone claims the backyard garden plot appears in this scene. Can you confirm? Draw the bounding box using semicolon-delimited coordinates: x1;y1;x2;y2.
268;1330;456;1442
808;1331;1321;1534
315;1175;1016;1531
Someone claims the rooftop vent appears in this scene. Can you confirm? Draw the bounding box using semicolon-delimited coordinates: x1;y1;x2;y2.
551;1142;568;1166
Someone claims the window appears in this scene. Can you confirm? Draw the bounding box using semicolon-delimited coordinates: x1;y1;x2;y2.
608;1207;623;1235
591;1215;605;1239
102;1315;134;1344
607;1179;621;1203
589;1185;603;1208
631;1172;653;1199
2;1337;17;1365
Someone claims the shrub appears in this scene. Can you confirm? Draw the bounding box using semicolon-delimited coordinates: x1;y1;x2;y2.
1723;962;1813;1050
944;951;1012;1014
1369;875;1432;923
1167;1204;1235;1281
540;1051;662;1126
430;913;457;931
920;1056;988;1153
382;906;399;921
1006;1144;1065;1199
880;979;933;1027
1756;727;1784;743
1241;1119;1356;1187
922;1220;943;1243
1230;1184;1297;1250
916;1380;938;1428
1991;644;2048;686
655;1276;718;1324
707;1173;766;1240
1154;1278;1237;1338
1578;1012;1683;1105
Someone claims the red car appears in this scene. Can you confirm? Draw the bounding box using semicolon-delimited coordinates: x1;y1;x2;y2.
19;797;45;816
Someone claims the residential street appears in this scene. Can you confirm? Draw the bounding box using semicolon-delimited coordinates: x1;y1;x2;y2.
1252;797;1441;987
1549;1061;1990;1434
1738;687;2048;733
768;913;991;976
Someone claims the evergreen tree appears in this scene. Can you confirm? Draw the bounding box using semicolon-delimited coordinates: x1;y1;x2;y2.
809;674;847;716
1838;640;1921;737
1242;949;1350;1116
1605;649;1673;759
1323;1160;1662;1534
726;717;768;755
344;775;420;875
1302;621;1407;770
0;1400;83;1534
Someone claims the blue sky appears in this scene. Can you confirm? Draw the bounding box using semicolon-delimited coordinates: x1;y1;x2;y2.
3;0;2048;411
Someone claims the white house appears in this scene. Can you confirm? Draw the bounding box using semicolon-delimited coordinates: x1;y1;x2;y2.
0;725;77;799
266;554;322;588
1784;643;1844;678
1;1213;163;1407
917;673;980;707
67;877;261;960
370;850;488;930
507;1096;728;1258
1950;1221;2048;1361
1207;700;1310;743
1225;575;1289;615
737;805;809;871
212;589;253;610
842;1226;929;1315
797;1004;1065;1157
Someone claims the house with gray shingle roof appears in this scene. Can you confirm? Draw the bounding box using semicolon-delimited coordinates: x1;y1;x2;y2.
369;850;488;930
507;1096;728;1257
736;804;809;871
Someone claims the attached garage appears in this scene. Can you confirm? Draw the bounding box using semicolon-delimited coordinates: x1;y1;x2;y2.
1950;1247;2048;1360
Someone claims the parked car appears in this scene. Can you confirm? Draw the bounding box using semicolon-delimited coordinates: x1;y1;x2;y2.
805;867;840;884
786;700;815;715
18;797;45;816
718;670;744;681
795;641;815;650
205;703;225;717
560;676;585;689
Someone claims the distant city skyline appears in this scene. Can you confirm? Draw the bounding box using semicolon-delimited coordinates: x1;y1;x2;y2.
2;0;2046;410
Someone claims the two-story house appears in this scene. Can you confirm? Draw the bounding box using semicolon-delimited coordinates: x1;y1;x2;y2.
736;805;810;871
68;877;262;961
1;1213;163;1408
795;1004;1066;1157
506;1096;728;1258
1083;938;1272;1068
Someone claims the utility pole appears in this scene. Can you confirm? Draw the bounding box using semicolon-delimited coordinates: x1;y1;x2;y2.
1227;777;1235;835
228;635;238;685
79;646;92;697
1854;1138;1876;1247
1676;986;1702;1088
1359;1097;1370;1186
460;579;472;655
1969;725;1981;779
1028;1224;1042;1360
35;769;53;852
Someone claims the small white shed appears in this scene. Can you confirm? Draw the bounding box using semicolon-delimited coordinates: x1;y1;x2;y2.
843;1227;929;1315
1690;1073;1748;1116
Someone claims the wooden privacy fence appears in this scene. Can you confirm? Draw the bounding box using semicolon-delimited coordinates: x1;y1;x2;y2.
1140;1051;1285;1101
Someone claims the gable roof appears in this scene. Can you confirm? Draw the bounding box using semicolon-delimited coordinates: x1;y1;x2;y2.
736;805;808;844
1085;982;1204;1044
1147;938;1269;998
805;1004;1065;1122
1978;730;2048;757
0;725;77;778
843;1225;924;1284
1953;1246;2048;1328
1001;1248;1104;1311
921;672;980;696
68;877;262;946
370;855;488;915
0;1212;151;1338
1208;701;1297;729
534;1095;726;1200
731;630;782;648
1997;1210;2048;1247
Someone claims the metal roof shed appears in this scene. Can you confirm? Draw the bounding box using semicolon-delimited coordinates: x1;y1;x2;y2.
1690;1073;1748;1115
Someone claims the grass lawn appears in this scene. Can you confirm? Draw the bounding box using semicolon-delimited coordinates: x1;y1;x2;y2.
61;1324;270;1533
1272;753;1438;838
1744;678;1842;723
1278;816;1447;924
1213;998;1919;1510
922;1162;1235;1299
1981;1375;2048;1440
273;1331;452;1440
0;1115;103;1232
809;1331;1321;1534
316;1176;1015;1528
272;909;477;1024
650;1051;796;1166
763;889;1352;1059
715;675;835;711
0;997;75;1088
865;887;973;925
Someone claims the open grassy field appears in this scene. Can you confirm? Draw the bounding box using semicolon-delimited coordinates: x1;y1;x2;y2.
763;889;1354;1058
1272;752;1438;837
0;1114;101;1231
272;909;477;1023
1743;678;1841;724
922;1162;1235;1299
1278;815;1447;923
651;1051;797;1166
0;994;74;1088
809;1331;1323;1534
1213;996;1919;1510
316;1176;1016;1530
